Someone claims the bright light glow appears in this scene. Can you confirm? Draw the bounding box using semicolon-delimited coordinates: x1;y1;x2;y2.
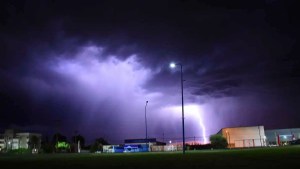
170;62;176;68
169;140;172;144
283;135;287;139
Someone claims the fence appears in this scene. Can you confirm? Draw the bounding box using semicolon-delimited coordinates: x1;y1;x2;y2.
232;139;266;148
151;145;183;152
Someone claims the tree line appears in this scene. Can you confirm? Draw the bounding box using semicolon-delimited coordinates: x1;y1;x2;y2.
41;133;109;153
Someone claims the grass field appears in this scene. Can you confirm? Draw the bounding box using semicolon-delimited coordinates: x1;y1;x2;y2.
1;146;300;169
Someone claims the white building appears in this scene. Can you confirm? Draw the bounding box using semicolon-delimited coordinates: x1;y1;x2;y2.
218;126;266;148
0;137;5;151
265;128;300;146
0;129;41;151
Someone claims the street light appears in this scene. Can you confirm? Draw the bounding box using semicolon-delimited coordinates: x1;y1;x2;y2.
145;101;149;139
170;63;176;68
169;62;186;154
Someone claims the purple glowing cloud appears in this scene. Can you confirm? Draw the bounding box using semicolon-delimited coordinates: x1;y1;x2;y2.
20;45;212;143
9;41;295;145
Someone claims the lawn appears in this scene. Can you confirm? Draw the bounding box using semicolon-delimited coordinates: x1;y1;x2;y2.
1;146;300;169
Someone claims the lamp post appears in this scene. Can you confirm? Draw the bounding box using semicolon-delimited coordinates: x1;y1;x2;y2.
170;62;185;154
145;101;149;139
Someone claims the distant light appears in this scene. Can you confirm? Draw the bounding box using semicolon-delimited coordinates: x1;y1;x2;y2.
170;63;176;68
283;135;287;139
169;140;172;144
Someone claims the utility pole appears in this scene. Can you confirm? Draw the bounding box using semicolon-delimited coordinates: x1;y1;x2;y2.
145;101;148;139
180;64;186;154
169;62;185;154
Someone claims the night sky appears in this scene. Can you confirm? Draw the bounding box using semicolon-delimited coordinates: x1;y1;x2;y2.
0;0;299;144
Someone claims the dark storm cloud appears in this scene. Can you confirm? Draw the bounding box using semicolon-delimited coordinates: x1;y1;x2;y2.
1;0;299;143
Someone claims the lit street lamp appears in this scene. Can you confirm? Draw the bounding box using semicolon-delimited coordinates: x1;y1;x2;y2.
145;101;149;139
170;63;176;68
170;62;186;154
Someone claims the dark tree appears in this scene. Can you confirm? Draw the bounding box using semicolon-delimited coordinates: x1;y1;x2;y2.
71;134;85;152
41;137;54;153
210;134;228;149
52;133;67;152
90;138;109;153
52;133;67;144
95;138;109;145
29;135;40;149
71;135;85;147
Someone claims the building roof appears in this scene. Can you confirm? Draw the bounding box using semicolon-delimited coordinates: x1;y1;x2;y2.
216;125;264;135
16;132;41;136
124;138;157;144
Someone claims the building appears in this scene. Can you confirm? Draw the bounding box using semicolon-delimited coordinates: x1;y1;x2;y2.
265;128;300;146
124;138;166;152
103;145;124;153
0;129;42;151
102;138;166;153
218;126;266;148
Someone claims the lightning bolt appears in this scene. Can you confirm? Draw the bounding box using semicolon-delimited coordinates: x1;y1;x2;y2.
167;104;207;144
187;105;207;144
197;110;207;144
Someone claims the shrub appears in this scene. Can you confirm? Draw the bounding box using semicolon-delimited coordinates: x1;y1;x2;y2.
7;148;31;154
189;144;213;150
90;138;109;153
210;134;228;149
42;142;54;153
